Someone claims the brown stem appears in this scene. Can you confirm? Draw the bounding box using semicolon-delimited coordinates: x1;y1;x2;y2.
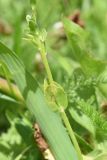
33;123;55;160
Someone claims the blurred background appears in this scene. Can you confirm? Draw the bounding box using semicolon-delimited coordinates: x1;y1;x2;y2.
0;0;107;159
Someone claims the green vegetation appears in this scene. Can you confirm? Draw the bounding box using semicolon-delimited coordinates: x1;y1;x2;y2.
0;0;107;160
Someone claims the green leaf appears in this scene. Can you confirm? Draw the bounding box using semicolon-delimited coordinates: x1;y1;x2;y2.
44;81;68;111
15;122;32;145
69;108;95;137
0;41;78;160
75;133;93;154
0;93;17;102
63;18;107;77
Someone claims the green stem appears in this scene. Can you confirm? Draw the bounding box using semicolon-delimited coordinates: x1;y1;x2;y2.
60;107;83;160
39;42;53;84
38;37;82;160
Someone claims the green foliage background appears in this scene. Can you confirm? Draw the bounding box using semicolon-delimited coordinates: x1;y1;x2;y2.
0;0;107;160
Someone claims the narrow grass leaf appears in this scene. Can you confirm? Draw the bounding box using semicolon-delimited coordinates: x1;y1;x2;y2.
0;41;78;160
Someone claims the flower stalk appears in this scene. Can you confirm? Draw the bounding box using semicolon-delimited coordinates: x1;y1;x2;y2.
38;30;83;160
26;6;83;160
38;42;53;84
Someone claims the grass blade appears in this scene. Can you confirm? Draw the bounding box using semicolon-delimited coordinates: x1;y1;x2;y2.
0;41;78;160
